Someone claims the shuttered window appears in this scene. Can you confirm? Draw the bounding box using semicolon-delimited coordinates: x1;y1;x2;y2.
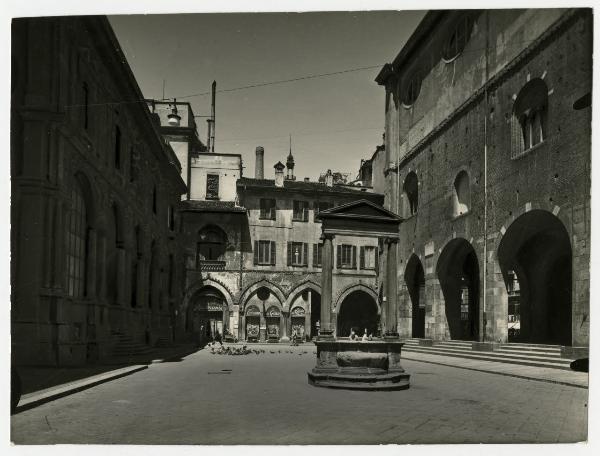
259;198;276;220
312;243;323;268
254;240;276;265
360;246;377;270
287;242;308;266
336;244;356;269
292;200;309;221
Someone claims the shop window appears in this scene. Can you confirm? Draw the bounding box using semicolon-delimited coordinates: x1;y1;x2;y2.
360;246;377;270
337;244;356;269
313;243;323;267
403;172;419;216
259;198;276;220
453;171;470;216
206;174;219;200
511;78;548;158
66;179;88;298
254;240;276;265
442;15;475;62
293;200;309;221
287;242;308;267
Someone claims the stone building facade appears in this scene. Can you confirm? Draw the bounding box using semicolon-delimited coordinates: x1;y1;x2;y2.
11;16;186;366
375;9;591;354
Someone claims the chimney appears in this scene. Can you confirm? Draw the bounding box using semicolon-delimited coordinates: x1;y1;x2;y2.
274;161;285;187
255;146;265;179
325;169;333;187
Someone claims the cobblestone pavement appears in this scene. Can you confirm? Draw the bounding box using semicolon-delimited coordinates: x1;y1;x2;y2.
11;347;588;445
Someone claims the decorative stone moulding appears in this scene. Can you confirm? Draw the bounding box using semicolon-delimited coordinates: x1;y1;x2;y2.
307;340;410;391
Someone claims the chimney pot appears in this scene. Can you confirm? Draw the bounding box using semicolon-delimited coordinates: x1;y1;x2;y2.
325;169;333;187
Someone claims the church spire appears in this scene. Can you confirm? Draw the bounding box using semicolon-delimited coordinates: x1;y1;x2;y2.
286;134;295;180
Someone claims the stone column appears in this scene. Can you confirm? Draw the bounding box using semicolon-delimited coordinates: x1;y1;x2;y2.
239;311;246;341
259;313;266;342
280;311;289;342
319;233;335;339
385;238;399;338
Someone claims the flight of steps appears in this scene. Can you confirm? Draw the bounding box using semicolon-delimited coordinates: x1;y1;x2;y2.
402;339;574;370
111;332;154;358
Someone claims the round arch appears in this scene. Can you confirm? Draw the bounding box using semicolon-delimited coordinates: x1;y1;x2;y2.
336;289;380;338
436;238;480;341
334;284;380;315
404;254;426;338
497;209;572;345
72;170;98;227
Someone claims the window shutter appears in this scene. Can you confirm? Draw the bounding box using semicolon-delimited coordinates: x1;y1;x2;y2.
303;202;309;221
303;243;308;266
313;243;317;267
360;246;365;270
254;241;259;265
287;242;292;266
270;241;276;265
352;246;357;269
336;245;341;269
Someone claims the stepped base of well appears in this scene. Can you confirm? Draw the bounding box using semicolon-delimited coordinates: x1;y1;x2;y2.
307;339;410;391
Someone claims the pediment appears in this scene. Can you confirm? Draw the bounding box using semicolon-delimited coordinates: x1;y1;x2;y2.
318;199;401;222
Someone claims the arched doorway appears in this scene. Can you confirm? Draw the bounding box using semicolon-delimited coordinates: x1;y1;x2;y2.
498;210;572;345
336;290;378;338
242;286;282;342
187;286;227;343
437;239;479;341
405;255;425;338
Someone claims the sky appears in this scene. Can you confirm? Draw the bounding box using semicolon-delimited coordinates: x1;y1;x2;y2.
109;11;425;181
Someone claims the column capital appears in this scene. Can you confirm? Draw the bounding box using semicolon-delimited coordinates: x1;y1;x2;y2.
320;232;335;241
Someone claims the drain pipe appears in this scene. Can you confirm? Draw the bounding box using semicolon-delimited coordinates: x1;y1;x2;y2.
482;11;490;343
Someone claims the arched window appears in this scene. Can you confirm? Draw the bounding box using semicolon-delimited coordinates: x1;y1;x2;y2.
453;171;470;216
197;226;227;263
512;78;548;158
66;179;88;298
403;172;419;216
402;72;422;107
442;14;475;62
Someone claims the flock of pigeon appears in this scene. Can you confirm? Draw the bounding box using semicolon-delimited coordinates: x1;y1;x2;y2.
207;343;316;356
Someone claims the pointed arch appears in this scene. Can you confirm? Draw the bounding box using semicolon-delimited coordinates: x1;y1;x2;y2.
334;283;380;314
239;279;286;310
284;280;322;310
183;278;235;312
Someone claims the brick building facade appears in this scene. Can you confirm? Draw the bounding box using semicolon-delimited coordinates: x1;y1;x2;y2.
375;9;591;354
11;17;186;366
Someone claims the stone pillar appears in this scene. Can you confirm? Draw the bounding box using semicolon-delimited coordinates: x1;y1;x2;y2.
319;233;335;340
259;313;266;342
280;311;289;342
239;311;245;341
385;238;399;338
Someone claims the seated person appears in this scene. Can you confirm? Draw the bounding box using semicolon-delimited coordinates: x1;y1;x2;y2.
349;328;357;340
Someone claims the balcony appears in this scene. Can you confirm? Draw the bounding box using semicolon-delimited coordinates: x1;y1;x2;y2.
198;260;226;272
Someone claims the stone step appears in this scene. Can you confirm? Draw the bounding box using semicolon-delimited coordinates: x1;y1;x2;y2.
408;345;570;364
402;346;572;370
403;339;563;355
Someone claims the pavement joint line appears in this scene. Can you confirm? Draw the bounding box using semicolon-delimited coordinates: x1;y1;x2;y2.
403;356;588;389
13;365;148;415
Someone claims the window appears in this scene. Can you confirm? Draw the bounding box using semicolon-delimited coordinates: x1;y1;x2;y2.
336;244;357;269
293;200;309;222
66;180;88;298
313;243;323;267
453;171;470;216
442;15;474;62
197;226;227;262
206;174;220;199
152;186;157;215
167;205;175;231
403;172;419;216
114;125;121;170
511;78;548;158
82;83;89;130
259;198;276;220
287;242;308;266
360;246;377;270
402;72;422;107
254;240;276;265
